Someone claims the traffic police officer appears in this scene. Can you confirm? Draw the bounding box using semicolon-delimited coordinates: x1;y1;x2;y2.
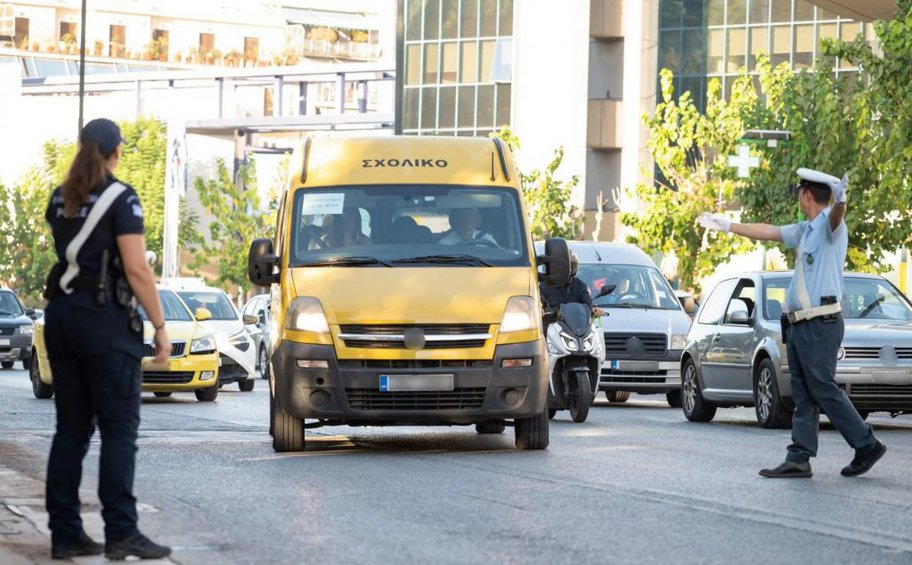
44;118;172;559
698;168;886;478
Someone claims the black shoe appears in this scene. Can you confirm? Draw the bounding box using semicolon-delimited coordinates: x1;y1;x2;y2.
759;460;813;478
51;532;104;559
105;533;172;561
842;439;887;477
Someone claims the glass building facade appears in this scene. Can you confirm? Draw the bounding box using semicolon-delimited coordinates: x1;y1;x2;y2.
399;0;514;136
658;0;879;109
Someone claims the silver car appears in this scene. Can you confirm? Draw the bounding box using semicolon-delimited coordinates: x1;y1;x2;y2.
682;271;912;428
241;293;270;379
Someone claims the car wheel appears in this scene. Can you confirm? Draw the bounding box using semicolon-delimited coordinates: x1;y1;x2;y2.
681;358;716;422
273;393;305;452
666;389;682;408
475;421;506;434
607;391;630;403
153;392;172;398
195;381;219;402
753;357;792;429
1;361;13;369
258;346;269;379
514;407;549;450
30;353;53;399
239;378;255;392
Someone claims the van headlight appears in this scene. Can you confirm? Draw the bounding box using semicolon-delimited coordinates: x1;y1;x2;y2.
190;335;217;355
286;297;330;334
671;334;688;350
500;296;539;333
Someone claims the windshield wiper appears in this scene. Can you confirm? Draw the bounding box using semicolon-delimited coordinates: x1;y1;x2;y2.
596;303;663;310
858;295;887;319
392;254;493;267
293;256;393;268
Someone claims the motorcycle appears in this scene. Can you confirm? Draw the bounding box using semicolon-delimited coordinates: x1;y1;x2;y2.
544;287;611;423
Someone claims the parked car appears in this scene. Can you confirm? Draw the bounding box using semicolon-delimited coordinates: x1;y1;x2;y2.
241;293;270;379
535;242;692;407
165;280;257;392
30;286;221;401
681;271;912;427
0;287;40;370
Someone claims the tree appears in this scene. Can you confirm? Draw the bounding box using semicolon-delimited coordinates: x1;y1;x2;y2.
188;159;277;296
492;127;582;240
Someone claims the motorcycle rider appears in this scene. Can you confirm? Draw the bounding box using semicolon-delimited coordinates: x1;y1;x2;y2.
540;253;605;318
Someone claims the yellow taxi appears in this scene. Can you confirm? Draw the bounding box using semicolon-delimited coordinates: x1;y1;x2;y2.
29;286;221;401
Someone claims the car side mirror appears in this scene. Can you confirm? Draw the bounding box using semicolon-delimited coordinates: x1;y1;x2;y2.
31;308;43;320
537;237;570;287
729;310;751;325
243;314;258;325
248;238;280;287
196;307;212;322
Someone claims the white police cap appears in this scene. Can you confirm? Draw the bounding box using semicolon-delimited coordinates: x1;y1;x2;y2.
796;168;841;190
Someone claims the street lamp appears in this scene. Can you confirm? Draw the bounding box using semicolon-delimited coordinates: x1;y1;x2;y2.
78;0;87;134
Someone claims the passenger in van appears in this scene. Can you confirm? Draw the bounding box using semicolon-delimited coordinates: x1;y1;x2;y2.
317;208;371;248
392;215;434;244
438;208;498;246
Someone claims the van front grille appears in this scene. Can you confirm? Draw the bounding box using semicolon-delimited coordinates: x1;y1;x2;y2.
345;388;487;411
338;324;491;350
603;333;667;357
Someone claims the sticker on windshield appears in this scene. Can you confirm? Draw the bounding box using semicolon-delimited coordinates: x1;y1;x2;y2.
302;193;345;215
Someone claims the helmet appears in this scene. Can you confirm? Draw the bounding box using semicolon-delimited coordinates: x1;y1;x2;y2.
570;253;579;277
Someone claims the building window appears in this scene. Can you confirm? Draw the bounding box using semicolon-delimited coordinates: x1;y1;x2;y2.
244;37;259;65
109;24;126;58
59;21;77;44
152;29;169;60
14;17;29;50
199;33;215;60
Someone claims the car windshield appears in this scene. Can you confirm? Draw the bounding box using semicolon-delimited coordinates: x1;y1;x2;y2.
764;276;912;322
176;291;238;321
579;264;681;310
0;292;24;317
138;290;194;322
289;185;529;267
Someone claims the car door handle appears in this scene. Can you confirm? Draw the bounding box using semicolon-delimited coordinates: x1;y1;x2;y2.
713;334;722;342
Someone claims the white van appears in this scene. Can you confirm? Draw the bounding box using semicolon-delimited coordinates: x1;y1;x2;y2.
537;242;692;407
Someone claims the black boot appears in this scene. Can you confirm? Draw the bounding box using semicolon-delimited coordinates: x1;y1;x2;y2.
105;533;172;560
51;532;104;560
841;440;887;477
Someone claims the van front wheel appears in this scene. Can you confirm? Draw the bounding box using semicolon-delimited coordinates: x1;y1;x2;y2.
273;394;305;452
514;408;549;450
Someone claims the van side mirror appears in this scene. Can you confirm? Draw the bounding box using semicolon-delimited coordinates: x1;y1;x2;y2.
537;238;571;287
196;307;212;322
248;238;280;286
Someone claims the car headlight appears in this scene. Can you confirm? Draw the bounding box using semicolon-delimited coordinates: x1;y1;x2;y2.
559;331;579;352
190;335;217;355
501;296;539;333
837;346;845;361
228;331;251;352
18;325;33;336
286;297;330;334
671;334;688;350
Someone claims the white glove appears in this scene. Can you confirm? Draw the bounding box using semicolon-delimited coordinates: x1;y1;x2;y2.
832;174;848;204
697;213;731;233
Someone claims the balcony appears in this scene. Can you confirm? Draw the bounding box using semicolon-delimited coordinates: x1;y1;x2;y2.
299;37;382;62
590;0;623;40
587;99;623;149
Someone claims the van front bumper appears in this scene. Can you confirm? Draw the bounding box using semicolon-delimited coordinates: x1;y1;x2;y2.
598;351;684;394
273;340;548;425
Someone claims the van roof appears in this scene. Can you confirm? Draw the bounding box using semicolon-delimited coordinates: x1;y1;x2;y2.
292;136;518;189
535;241;657;267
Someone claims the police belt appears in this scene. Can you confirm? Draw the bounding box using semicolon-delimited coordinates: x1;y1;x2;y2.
63;273;109;292
787;302;841;324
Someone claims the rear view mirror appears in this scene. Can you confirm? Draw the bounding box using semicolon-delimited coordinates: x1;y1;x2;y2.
248;238;280;287
729;310;751;324
597;284;616;298
727;299;751;325
537;238;570;287
243;314;258;325
196;307;212;322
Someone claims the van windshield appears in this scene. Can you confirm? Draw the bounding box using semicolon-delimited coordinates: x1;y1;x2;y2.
289;185;529;267
581;264;682;311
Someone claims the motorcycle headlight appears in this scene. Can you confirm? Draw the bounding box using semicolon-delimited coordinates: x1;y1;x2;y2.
559;331;579;352
18;325;34;336
501;296;539;334
286;297;330;334
190;335;217;355
582;335;595;351
671;334;688;350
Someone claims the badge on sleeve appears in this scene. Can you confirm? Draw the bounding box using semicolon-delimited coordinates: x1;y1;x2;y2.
132;204;144;218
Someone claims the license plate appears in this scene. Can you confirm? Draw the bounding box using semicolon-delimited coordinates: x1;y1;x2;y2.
0;339;8;346
607;359;619;370
871;370;910;383
379;374;454;392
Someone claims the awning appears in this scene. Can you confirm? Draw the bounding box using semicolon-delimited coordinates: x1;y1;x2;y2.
282;7;379;31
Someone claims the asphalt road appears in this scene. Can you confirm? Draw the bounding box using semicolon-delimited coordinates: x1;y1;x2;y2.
1;363;910;565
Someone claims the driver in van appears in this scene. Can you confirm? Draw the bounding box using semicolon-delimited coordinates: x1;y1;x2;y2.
540;254;605;317
312;208;370;249
439;208;497;246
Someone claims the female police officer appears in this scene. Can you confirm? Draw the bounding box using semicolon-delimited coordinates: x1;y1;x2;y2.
44;118;172;560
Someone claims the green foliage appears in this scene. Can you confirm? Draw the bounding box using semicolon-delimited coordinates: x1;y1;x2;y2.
118;117;167;261
491;126;582;240
188;159;277;295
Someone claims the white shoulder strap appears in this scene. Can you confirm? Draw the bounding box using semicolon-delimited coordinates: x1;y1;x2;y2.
59;182;128;295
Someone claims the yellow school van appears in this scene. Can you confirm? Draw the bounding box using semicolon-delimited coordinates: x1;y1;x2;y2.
248;136;570;451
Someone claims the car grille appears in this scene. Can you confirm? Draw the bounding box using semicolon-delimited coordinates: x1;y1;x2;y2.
143;342;186;358
338;324;491;350
843;384;912;409
600;371;668;384
0;327;14;336
338;360;492;369
345;388;487;411
143;371;194;384
842;346;912;360
603;333;667;357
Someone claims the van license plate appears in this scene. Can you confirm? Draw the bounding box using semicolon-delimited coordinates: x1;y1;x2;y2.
379;374;454;392
0;339;9;346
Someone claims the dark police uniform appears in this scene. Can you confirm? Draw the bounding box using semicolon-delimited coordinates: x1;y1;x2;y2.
44;173;145;546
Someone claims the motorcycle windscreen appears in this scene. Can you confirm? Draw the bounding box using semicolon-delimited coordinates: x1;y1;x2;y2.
558;303;591;337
